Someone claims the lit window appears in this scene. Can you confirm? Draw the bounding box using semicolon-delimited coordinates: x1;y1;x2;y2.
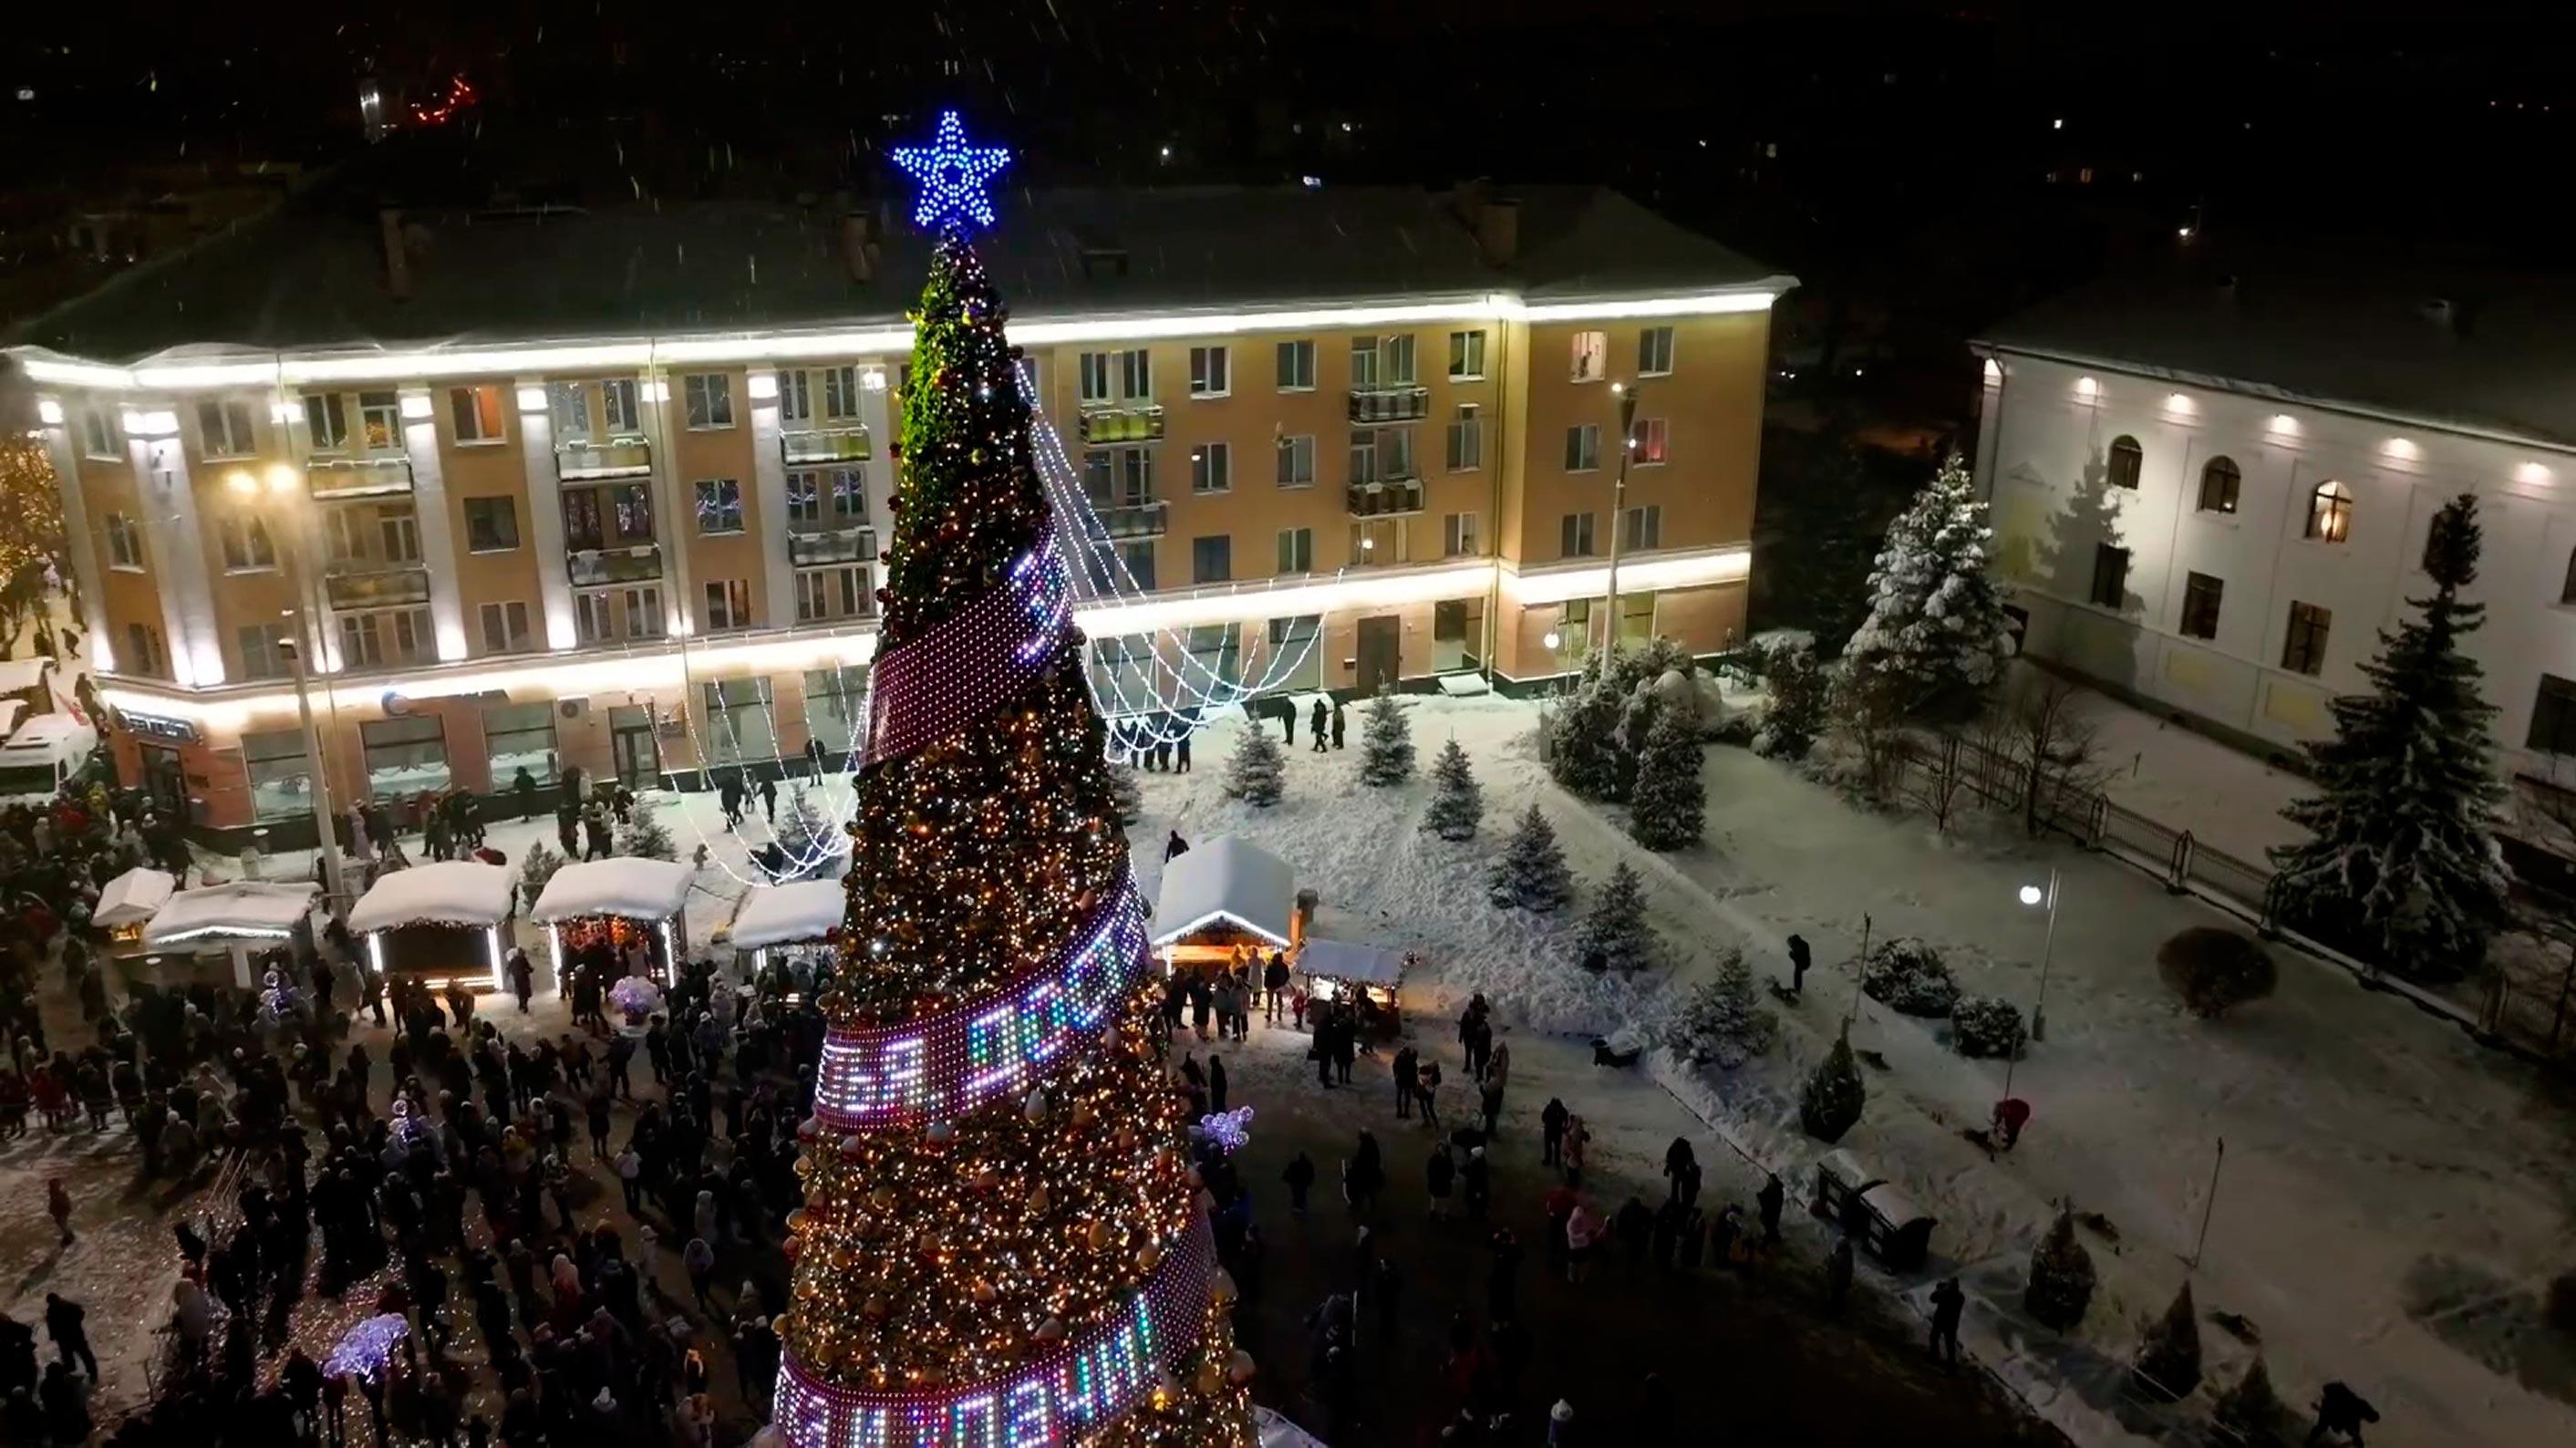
2306;480;2352;543
683;373;735;429
448;385;505;443
1447;330;1486;380
1570;330;1608;383
1630;417;1669;465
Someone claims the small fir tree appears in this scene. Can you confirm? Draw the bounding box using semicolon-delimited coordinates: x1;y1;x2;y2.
1546;681;1625;800
1421;740;1483;841
2132;1280;2205;1402
1800;1026;1867;1143
1629;706;1706;850
615;807;678;862
1106;760;1144;826
1575;862;1659;973
1611;689;1663;802
1750;632;1827;759
518;841;567;902
1838;450;2013;726
2269;492;2512;981
2023;1207;2097;1332
1222;725;1286;807
1357;683;1415;786
771;786;845;881
1664;947;1776;1067
1488;804;1574;912
2211;1354;2285;1445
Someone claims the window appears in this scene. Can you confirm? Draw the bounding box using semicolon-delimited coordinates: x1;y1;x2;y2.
822;365;862;420
695;479;745;534
479;601;533;654
1433;597;1485;671
2105;434;2143;490
1565;424;1602;471
610;483;655;543
124;623;167;678
1267;615;1322;692
1350;337;1381;389
575;593;617;645
1277;527;1313;574
830;468;867;520
1187;624;1242;688
1618;591;1656;646
2180;572;2223;639
243;729;313;822
1620;505;1662;552
1383;335;1417;385
703;579;753;632
1443;512;1480;558
1560;512;1598;558
1277;435;1316;489
219;515;276;571
106;513;143;570
1571;330;1608;382
1557;599;1591;658
2531;676;2576;754
1277;339;1316;391
1119;349;1152;401
1446;404;1483;471
2089;543;2130;609
787;472;821;523
464;498;520;553
777;368;813;425
601;378;640;433
1637;326;1675;377
196;398;256;458
1447;330;1486;380
1117;541;1156;591
1079;353;1113;404
237;623;294;680
1631;417;1669;465
1188;346;1230;398
1191;442;1231;494
304;393;349;451
2306;480;2353;543
378;504;421;564
361;714;450;796
2281;601;2332;676
358;391;402;451
483;700;558;785
1349;427;1413;484
625;587;665;639
1083;447;1154;506
684;373;735;429
449;385;505;443
80;408;119;459
550;382;590;440
1192;535;1232;584
794;565;874;623
804;664;874;757
2198;456;2241;513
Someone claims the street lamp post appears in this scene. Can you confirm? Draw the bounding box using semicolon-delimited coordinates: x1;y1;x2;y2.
2017;865;2062;1049
228;465;348;919
1601;382;1641;656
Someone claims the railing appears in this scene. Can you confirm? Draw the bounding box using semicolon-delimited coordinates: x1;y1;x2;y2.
1092;500;1170;539
1078;405;1165;445
305;455;415;500
788;527;879;568
567;543;665;587
1348;385;1431;424
321;562;431;609
556;436;654;481
1346;477;1425;517
781;426;872;465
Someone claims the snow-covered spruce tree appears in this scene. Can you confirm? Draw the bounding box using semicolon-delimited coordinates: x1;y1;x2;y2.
2131;1280;2204;1402
2269;492;2511;982
1223;723;1286;807
1750;632;1827;760
1358;682;1415;786
2023;1206;2097;1332
1545;678;1625;800
1800;1026;1867;1143
615;806;678;862
1664;946;1776;1068
1611;688;1662;802
518;841;566;901
2211;1354;2285;1445
1106;759;1144;827
1575;862;1658;973
1629;705;1706;850
1488;803;1574;912
1421;739;1483;841
771;785;845;880
1838;450;2013;727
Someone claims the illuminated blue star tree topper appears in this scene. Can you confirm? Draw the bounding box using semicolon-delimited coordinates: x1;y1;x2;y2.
893;110;1012;232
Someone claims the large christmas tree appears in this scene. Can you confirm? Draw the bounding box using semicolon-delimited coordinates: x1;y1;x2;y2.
773;113;1252;1448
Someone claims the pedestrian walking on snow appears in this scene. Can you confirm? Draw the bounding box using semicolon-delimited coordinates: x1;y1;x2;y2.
1540;1097;1568;1166
1929;1277;1965;1369
43;1179;70;1245
1283;1153;1316;1215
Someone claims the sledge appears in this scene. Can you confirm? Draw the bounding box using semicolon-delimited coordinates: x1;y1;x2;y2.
1590;1038;1642;1069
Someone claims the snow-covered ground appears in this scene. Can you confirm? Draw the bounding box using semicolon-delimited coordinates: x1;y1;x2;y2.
2065;685;2311;865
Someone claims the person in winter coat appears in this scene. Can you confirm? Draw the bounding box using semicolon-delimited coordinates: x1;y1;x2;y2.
2311;1382;2380;1445
1207;1055;1228;1114
1561;1112;1590;1186
513;768;538;821
1330;700;1347;750
1564;1201;1601;1282
42;1295;92;1381
683;1236;717;1311
1391;1047;1418;1120
1263;953;1289;1021
1425;1144;1455;1221
1309;698;1329;753
1614;1196;1653;1270
1540;1097;1568;1166
1929;1277;1965;1369
1342;1130;1383;1214
1825;1235;1856;1316
1414;1058;1443;1130
1663;1139;1697;1204
1164;830;1190;863
1282;1153;1316;1215
1756;1173;1785;1242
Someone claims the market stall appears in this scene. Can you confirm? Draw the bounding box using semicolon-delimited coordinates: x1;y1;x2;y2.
529;858;696;988
1296;937;1406;1035
140;880;319;988
347;861;517;993
94;866;176;941
1150;836;1297;976
722;879;844;995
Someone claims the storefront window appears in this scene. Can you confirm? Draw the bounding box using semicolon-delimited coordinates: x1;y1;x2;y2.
802;666;871;759
701;678;779;767
1433;598;1484;673
1618;591;1657;647
1185;623;1241;690
243;729;313;822
1266;615;1322;694
360;715;450;799
483;701;560;788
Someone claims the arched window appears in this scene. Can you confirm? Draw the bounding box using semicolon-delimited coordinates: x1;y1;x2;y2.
2106;435;2143;491
2307;480;2353;543
2197;456;2241;513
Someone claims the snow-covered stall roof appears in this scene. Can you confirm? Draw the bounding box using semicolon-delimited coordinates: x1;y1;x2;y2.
1297;938;1403;987
726;880;845;950
1151;836;1295;948
530;858;695;924
349;862;515;934
0;658;50;694
143;881;318;946
94;866;176;929
1254;1408;1329;1448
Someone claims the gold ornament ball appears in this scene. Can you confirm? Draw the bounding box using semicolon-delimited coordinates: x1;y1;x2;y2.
1081;1219;1112;1251
1226;1350;1257;1386
1137;1243;1164;1273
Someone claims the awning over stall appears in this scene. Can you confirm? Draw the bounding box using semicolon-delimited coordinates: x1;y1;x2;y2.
1150;836;1295;949
143;881;319;947
349;862;515;934
530;859;695;924
726;880;846;951
94;867;177;930
1297;938;1403;987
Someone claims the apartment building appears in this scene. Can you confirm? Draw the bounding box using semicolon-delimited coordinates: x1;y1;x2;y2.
9;184;1788;846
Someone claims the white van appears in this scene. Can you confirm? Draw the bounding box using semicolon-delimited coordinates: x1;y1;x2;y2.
0;715;99;804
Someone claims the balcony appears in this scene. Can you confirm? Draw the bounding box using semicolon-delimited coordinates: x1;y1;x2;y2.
788;527;880;568
305;455;415;500
1078;405;1165;445
1346;477;1425;518
556;436;654;481
1093;500;1170;540
322;562;432;610
781;426;873;466
1348;386;1431;424
567;543;666;587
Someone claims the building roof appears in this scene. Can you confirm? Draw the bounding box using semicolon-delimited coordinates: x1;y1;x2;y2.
11;184;1787;365
348;861;516;934
1151;836;1295;949
94;866;176;930
144;880;318;946
530;858;696;924
1975;265;2576;450
724;879;845;951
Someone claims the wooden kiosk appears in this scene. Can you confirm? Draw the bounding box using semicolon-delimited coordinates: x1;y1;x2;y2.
1149;836;1298;976
347;861;517;993
529;858;695;988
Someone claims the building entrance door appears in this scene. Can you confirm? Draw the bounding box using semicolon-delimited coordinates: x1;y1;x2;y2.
608;706;661;790
138;743;187;818
1355;614;1402;692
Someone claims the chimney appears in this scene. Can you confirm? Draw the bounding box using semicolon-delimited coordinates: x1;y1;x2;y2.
1474;198;1519;269
840;209;875;284
378;206;410;302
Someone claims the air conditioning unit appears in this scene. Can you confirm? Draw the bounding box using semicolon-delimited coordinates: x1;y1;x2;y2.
558;698;589;720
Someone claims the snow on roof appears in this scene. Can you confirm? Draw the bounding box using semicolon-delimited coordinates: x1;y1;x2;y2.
143;880;318;946
1254;1408;1329;1448
0;658;49;694
530;858;695;924
349;862;515;934
1151;836;1295;948
1297;937;1404;987
725;880;846;950
94;867;176;928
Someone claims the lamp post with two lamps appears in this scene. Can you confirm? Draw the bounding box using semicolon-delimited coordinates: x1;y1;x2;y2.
225;464;348;918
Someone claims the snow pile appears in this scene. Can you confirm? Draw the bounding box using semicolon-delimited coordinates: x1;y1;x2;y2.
530;857;695;923
727;880;847;950
347;861;514;933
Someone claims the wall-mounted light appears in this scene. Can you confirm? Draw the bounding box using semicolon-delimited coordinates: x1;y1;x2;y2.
2166;391;2196;414
35;400;63;426
2515;461;2553;486
2383;437;2420;460
2074;377;2099;399
399;394;434;420
2267;413;2301;435
122;409;179;438
748;372;780;401
516;387;548;414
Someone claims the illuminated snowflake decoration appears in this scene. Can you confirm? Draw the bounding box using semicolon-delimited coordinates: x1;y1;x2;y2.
893;110;1012;231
